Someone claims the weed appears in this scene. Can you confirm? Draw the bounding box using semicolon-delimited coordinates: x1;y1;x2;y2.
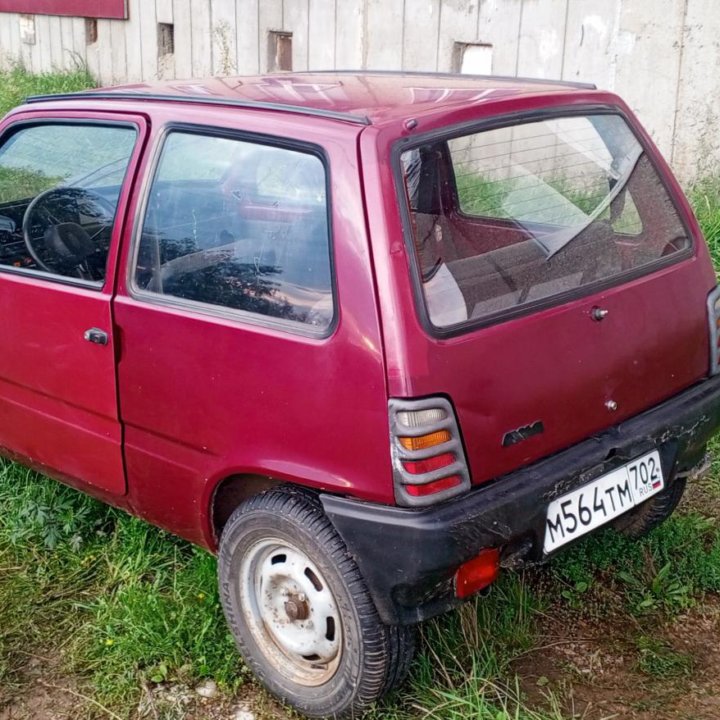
617;561;694;614
70;536;240;707
558;579;591;609
456;172;515;218
0;459;238;713
702;436;720;495
0;460;107;550
213;21;236;76
552;510;720;618
635;635;693;679
0;166;62;204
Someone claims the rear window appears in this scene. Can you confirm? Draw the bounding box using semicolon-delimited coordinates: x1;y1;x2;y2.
399;113;690;330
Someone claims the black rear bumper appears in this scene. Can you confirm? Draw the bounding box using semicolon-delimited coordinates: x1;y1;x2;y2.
321;374;720;625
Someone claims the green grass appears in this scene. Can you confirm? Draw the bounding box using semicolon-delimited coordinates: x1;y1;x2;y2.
457;167;643;234
0;66;95;204
0;461;241;708
3;66;720;719
0;64;95;114
550;511;720;615
0;167;61;204
689;176;720;266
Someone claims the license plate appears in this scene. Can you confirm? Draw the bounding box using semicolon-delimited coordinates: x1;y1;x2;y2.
544;450;664;554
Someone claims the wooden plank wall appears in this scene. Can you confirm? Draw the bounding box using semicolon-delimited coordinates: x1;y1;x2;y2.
0;0;718;182
0;0;615;85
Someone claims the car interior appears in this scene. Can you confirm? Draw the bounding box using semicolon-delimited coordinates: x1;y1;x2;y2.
135;167;334;330
405;142;689;326
0;183;119;282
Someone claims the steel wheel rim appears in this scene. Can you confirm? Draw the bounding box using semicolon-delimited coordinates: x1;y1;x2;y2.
239;537;343;686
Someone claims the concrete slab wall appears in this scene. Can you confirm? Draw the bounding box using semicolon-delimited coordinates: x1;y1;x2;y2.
0;0;717;183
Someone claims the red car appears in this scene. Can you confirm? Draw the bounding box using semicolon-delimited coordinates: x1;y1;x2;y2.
0;71;719;717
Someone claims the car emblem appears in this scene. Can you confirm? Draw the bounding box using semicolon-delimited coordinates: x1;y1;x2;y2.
502;420;544;447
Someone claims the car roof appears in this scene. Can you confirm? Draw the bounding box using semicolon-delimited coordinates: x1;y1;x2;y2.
24;71;598;128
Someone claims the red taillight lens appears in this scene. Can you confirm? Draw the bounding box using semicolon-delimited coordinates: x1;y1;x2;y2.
455;548;500;599
390;397;471;506
404;474;462;497
402;452;455;475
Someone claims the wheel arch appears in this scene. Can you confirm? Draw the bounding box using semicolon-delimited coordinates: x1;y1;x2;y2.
209;473;285;545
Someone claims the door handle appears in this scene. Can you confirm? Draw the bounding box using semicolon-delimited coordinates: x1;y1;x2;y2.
84;327;109;345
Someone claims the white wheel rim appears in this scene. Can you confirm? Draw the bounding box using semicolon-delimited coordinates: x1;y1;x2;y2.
239;538;343;686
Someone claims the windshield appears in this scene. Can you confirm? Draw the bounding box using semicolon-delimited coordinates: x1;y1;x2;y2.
400;113;690;329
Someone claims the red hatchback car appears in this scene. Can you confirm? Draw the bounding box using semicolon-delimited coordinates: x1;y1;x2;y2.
1;71;719;717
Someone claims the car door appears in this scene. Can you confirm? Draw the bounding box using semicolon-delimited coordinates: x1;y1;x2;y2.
112;114;389;546
0;111;148;495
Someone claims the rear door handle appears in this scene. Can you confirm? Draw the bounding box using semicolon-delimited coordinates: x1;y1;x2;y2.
84;327;109;345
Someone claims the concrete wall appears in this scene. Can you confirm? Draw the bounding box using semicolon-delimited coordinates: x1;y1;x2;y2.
0;0;718;184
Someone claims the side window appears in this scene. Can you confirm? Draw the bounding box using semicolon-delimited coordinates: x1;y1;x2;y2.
133;131;333;333
0;123;137;283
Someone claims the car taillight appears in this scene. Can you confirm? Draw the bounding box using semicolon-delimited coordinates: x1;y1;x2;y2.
389;397;471;506
708;286;720;375
454;548;500;598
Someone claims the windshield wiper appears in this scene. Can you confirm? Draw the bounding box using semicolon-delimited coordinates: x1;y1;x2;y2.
64;157;128;189
533;146;644;259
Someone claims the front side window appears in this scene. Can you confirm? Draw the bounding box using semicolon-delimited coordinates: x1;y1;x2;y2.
133;131;333;333
0;123;137;283
400;113;689;329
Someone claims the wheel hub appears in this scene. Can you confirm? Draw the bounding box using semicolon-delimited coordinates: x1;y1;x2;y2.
240;539;342;686
284;592;309;621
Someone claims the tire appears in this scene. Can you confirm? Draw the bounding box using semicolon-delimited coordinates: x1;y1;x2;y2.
613;477;686;539
217;488;415;718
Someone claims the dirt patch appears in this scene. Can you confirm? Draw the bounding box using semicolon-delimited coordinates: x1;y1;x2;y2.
5;604;720;720
515;597;720;719
142;682;290;720
0;652;289;720
682;473;720;518
0;652;81;720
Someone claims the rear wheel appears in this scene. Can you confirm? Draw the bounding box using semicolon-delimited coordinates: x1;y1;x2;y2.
217;488;415;718
613;477;686;539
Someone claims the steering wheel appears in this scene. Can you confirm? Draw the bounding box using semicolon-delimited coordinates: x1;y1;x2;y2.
22;187;115;279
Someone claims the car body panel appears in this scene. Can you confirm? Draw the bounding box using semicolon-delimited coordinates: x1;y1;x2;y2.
1;73;715;552
360;93;715;488
0;109;149;495
106;104;389;546
79;72;596;126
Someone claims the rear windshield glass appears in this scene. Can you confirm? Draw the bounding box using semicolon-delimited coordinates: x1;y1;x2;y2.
399;114;689;329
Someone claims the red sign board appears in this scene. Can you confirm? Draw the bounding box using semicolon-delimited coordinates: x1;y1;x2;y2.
0;1;127;19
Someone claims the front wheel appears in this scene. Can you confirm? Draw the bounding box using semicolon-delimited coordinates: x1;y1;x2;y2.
217;488;415;718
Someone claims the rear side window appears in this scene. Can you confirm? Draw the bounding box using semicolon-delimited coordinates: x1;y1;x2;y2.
133;131;333;333
400;114;689;330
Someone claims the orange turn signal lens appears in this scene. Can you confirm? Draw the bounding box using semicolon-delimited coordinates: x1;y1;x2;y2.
398;430;451;451
454;548;500;599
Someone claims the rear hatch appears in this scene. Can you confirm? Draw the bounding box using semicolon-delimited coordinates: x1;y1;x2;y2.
395;110;714;487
